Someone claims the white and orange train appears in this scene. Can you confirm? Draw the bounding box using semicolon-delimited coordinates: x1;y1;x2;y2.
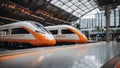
0;21;56;47
45;25;88;44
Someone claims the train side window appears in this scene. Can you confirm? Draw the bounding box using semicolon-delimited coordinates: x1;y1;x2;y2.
0;29;9;36
62;29;74;34
49;30;58;34
12;28;29;34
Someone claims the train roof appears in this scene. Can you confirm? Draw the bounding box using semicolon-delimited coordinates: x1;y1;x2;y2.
45;25;79;30
45;25;82;33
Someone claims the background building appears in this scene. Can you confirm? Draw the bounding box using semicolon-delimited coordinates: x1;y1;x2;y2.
76;8;120;41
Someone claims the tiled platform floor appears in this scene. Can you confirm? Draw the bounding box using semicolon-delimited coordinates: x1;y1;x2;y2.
0;41;120;68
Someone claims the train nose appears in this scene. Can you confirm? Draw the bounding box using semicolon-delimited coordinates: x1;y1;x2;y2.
80;34;88;43
45;34;54;39
44;39;56;46
84;36;88;42
44;34;56;46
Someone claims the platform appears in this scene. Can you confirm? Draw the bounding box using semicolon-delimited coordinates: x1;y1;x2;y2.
0;41;120;68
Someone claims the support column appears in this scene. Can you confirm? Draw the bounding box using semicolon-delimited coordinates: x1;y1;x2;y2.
118;9;120;26
98;13;100;27
79;19;81;30
114;10;116;27
101;13;103;28
105;5;110;43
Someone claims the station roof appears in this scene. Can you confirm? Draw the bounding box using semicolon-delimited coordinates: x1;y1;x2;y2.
0;0;98;26
94;0;120;10
49;0;97;18
0;0;120;26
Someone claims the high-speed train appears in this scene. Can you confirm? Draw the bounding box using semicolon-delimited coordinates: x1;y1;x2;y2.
0;21;56;47
45;25;88;44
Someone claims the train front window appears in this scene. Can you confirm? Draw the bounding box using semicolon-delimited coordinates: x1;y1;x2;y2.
31;22;50;34
62;29;74;34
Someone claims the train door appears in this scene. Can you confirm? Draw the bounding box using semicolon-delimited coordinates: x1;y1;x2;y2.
54;29;65;40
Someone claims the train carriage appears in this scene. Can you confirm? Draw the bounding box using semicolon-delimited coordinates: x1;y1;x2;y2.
0;21;56;47
45;25;88;44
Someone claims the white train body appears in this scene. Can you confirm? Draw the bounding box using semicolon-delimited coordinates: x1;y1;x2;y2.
45;25;88;43
0;21;56;47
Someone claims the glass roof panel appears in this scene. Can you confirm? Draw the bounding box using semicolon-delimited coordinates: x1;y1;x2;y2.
75;2;80;6
81;0;88;3
61;0;66;2
87;4;93;8
85;2;90;5
76;9;82;13
66;8;73;13
66;2;73;6
73;12;78;15
71;0;78;3
71;5;77;10
54;1;63;8
81;7;87;10
80;5;85;9
50;0;97;17
50;0;58;4
61;5;68;10
84;9;90;12
80;12;85;15
77;3;83;8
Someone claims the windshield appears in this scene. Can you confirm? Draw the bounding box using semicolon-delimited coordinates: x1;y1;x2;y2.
30;21;50;34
